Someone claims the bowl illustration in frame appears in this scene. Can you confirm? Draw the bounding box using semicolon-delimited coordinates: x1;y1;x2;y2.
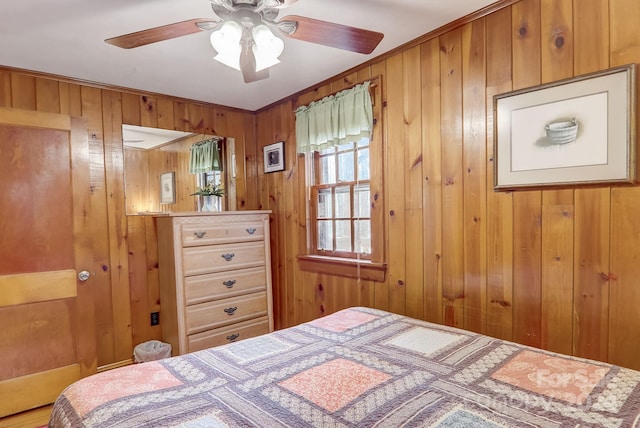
545;117;579;144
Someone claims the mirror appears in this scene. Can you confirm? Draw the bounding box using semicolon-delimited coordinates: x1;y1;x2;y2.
122;125;235;215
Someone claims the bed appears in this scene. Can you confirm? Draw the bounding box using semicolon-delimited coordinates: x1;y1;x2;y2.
49;307;640;427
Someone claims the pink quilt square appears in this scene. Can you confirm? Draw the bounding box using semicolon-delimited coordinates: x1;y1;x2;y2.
309;309;379;332
491;350;609;405
63;362;183;416
279;358;391;412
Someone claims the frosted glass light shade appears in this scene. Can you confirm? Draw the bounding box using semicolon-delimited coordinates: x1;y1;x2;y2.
210;21;242;70
252;24;284;71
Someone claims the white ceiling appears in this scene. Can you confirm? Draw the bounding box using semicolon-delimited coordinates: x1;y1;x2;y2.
122;124;196;149
0;0;497;111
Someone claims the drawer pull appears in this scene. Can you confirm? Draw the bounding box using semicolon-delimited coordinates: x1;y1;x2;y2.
221;253;235;261
223;279;236;288
194;231;207;239
224;306;237;316
226;333;240;342
246;227;256;235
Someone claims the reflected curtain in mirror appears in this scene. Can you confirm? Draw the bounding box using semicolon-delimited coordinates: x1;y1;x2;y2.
189;138;223;173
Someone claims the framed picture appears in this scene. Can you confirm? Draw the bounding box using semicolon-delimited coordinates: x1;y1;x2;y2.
494;64;636;190
264;141;285;173
159;171;175;204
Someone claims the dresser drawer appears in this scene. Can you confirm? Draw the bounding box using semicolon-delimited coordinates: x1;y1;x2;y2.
182;241;265;276
185;291;267;335
184;266;267;305
182;221;265;247
187;316;270;352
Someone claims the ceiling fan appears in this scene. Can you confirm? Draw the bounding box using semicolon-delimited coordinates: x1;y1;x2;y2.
106;0;384;83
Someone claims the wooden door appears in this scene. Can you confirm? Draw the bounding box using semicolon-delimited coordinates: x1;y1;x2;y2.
0;107;95;417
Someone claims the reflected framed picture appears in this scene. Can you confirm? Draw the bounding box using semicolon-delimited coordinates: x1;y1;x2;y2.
494;63;636;190
264;141;285;173
159;171;176;204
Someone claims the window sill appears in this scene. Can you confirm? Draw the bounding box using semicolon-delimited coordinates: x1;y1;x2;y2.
297;255;387;282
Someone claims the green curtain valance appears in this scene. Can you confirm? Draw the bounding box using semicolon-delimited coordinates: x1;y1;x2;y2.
295;81;373;153
189;138;223;173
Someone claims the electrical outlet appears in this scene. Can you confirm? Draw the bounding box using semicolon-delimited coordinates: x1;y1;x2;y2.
150;312;160;326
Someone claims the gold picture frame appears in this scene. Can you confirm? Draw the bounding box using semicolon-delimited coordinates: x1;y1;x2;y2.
494;64;636;190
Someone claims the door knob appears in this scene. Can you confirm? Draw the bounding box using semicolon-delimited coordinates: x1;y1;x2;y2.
78;271;91;282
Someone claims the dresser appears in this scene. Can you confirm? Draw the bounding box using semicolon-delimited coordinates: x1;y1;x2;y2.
156;211;273;356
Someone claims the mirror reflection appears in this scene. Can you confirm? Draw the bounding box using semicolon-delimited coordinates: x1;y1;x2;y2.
122;125;229;215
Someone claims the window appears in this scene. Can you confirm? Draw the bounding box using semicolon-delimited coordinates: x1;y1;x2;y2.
296;77;386;280
311;138;371;259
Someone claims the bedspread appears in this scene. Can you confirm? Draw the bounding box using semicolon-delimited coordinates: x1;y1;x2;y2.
49;307;640;427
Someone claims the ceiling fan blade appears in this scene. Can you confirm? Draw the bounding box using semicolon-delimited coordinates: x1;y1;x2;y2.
278;15;383;54
105;18;217;49
239;42;269;83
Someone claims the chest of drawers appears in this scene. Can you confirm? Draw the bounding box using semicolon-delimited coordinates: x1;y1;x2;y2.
156;211;273;355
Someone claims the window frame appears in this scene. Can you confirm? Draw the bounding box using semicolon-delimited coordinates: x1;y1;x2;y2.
298;76;386;280
310;147;372;259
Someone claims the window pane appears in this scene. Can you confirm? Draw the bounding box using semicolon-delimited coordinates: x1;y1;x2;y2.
317;188;332;218
355;220;371;254
335;186;351;218
338;150;354;182
319;155;336;184
335;220;352;252
320;146;335;155
357;138;369;148
338;142;355;152
317;220;333;251
357;147;370;181
354;184;370;218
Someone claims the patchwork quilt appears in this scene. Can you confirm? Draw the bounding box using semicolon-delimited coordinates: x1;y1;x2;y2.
49;307;640;427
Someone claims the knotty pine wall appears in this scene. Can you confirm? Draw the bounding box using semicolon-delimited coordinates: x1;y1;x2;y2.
256;0;640;370
0;68;258;369
2;0;640;373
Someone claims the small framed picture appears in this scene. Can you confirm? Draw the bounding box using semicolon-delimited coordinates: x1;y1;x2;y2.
159;171;176;204
264;141;285;173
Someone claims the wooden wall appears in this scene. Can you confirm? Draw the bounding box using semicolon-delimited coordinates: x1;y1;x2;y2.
255;0;640;370
3;0;640;374
0;69;258;369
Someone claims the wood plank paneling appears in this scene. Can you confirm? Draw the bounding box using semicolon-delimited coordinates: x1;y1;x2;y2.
385;53;407;315
541;0;572;83
440;29;465;329
538;0;575;352
573;188;610;361
0;71;11;107
485;6;513;341
541;204;574;354
10;73;36;110
609;0;640;370
461;20;487;334
370;60;389;314
35;78;60;114
102;90;134;364
511;0;542;349
403;46;424;320
574;0;609;74
421;38;444;325
570;0;611;364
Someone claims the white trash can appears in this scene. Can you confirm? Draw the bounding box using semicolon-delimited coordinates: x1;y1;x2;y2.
133;340;172;363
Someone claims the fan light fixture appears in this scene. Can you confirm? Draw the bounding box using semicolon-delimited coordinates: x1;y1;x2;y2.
210;21;284;73
105;0;384;84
